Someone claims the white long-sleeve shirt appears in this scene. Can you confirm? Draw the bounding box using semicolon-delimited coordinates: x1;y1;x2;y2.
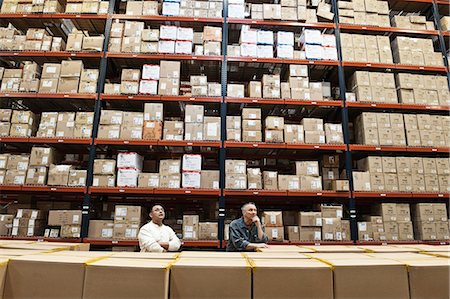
138;221;181;252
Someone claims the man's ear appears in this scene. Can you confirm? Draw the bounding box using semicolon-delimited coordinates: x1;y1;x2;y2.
149;212;153;219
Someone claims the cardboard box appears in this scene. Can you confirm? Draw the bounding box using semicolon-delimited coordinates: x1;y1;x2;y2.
322;217;342;240
137;173;159;188
114;205;143;224
262;171;278;190
266;227;284;241
159;174;181;189
29;147;54;167
397;222;414;241
198;222;218;240
113;223;139;239
299;226;321;241
47;164;72;186
6;154;29;171
262;211;283;227
182;215;199;240
433;203;448;222
67;170;87;187
88;220;114;239
93;159;116;175
200;170;219;189
159;159;181;175
225;174;247;189
296;161;319;176
142;121;163;140
3;255;94;298
414;221;436;240
396;204;411;222
373;203;397;222
185;105;204;123
300;175;322;190
117;169;139;187
92;175;116;187
4;170;26;185
352;171;371;191
332;180;350;191
278;175;299;190
170;259;250;299
117;152;143;170
413;203;434;222
48;210;82;226
25;166;47;185
299;212;322;227
159;61;180;79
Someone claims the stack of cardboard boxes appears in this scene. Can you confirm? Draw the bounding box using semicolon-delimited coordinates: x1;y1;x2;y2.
160;0;223;17
392;36;443;66
227;66;333;100
296;161;322;191
92;159;116;187
224;156;349;191
25;147;54;186
299;29;338;61
93;155;219;189
225;160;247;189
358;203;449;241
392;15;434;30
64;29;104;52
242;108;262;142
35;111;93;138
48;210;82;238
264;116;284;143
124;0;158;15
340;33;393;63
113;205;144;239
11;209;44;237
0;26;59;52
262;211;284;241
295;205;350;241
354;156;449;193
301;118;325;144
413;203;449;241
116;152;143;188
0;109;12;136
338;0;390;26
143;103;163;139
97;105;220;141
47;163;87;187
0;214;13;236
181;154;202;188
190;75;221;97
0;62;39;93
109;22;222;56
182;215;218;240
226;115;241;141
2;154;29;185
397;73;449;106
245;0;333;22
65;0;109;14
0;0;109;14
8;110;37;137
349;71;397;104
355;112;449;147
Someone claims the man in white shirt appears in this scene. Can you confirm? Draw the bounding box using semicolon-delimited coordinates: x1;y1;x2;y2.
138;204;181;252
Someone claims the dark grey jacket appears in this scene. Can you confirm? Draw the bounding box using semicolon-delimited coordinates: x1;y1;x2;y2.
226;217;269;252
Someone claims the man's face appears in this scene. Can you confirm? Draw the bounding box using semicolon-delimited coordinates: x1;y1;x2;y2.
150;205;165;221
242;204;257;220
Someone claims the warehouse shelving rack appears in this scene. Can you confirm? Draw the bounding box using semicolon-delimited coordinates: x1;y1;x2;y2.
0;0;449;248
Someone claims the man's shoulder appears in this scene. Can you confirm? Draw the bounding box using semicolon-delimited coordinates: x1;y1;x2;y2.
229;218;243;227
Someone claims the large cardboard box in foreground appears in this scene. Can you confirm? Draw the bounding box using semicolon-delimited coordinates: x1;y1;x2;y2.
329;258;410;299
83;258;170;299
4;255;94;299
170;259;251;299
252;259;333;299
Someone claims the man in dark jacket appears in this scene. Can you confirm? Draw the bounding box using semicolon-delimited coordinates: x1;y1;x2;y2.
226;202;269;251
